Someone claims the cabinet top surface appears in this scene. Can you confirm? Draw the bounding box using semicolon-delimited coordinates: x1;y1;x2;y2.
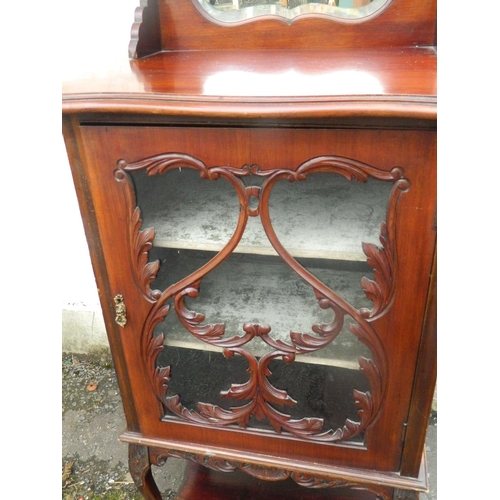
62;47;436;121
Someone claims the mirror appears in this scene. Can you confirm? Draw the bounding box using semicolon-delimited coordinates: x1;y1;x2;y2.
194;0;390;23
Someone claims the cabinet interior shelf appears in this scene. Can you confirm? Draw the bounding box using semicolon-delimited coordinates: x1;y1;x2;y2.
134;167;393;262
151;249;373;370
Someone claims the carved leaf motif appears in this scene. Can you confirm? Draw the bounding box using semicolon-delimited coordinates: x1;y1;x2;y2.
164;395;209;425
294;156;370;183
291;473;349;489
132;210;160;296
219;350;257;401
160;286;384;442
195;349;334;439
123;153;208;177
337;375;370;441
147;333;170;403
241;463;290;481
358;356;382;403
360;275;383;310
174;285;225;341
165;450;239;473
143;302;171;403
198;401;255;428
361;222;395;319
205;457;239;473
264;403;328;437
290;296;345;353
159;449;391;498
115;172;160;299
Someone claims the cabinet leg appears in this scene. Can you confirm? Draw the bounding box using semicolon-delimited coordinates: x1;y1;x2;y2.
129;443;163;500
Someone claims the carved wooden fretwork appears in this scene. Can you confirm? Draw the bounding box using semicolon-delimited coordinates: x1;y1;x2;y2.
114;169;161;300
149;447;391;499
116;153;409;444
360;173;410;320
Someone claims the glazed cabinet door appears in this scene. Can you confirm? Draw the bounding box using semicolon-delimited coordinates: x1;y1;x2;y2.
66;122;436;479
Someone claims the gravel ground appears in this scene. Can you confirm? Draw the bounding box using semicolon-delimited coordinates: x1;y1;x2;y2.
62;352;436;500
62;352;186;500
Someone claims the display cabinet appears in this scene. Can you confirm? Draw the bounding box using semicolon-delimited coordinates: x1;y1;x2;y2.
62;0;436;498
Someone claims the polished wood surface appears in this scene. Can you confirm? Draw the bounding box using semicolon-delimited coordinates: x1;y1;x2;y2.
400;251;437;477
62;47;436;124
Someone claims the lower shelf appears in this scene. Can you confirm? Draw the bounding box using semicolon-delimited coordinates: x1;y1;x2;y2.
174;461;397;500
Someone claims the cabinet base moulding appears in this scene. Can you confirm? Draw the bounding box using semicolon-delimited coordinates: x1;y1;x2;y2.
120;431;428;496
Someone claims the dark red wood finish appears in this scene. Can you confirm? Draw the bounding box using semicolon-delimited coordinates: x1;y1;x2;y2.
62;1;437;498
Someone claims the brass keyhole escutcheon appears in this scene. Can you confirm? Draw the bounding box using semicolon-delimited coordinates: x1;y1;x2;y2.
114;294;127;327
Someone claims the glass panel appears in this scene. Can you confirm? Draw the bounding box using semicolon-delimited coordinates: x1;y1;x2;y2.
131;163;393;444
194;0;390;23
131;166;240;255
151;249;372;366
158;344;368;442
152;250;372;442
266;356;369;440
268;173;393;263
132;169;392;263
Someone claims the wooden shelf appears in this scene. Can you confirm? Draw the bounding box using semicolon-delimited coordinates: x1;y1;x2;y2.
152;249;372;369
174;461;383;500
135;167;392;261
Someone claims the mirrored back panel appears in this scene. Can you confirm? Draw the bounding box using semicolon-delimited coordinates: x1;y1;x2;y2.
194;0;391;23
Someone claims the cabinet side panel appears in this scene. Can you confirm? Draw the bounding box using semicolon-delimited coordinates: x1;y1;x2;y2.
399;248;437;476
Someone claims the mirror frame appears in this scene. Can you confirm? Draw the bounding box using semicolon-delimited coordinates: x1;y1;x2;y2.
191;0;393;26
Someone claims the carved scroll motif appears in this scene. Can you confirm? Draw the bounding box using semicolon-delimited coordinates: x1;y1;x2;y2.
149;448;391;499
116;153;408;444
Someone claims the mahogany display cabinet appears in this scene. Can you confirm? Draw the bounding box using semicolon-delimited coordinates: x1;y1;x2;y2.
62;0;437;498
